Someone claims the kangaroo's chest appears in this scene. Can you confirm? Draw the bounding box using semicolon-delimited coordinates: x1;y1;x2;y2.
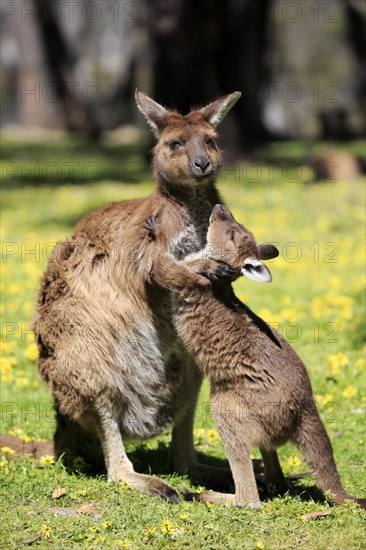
169;226;202;259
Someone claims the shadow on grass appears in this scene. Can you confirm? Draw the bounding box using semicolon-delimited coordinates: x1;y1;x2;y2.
1;139;150;188
67;440;326;504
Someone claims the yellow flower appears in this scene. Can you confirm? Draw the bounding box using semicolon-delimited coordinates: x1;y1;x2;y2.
207;429;219;442
40;525;52;538
8;428;23;437
120;480;130;490
39;454;55;465
342;386;357;399
23;343;38;361
355;358;365;370
327;353;349;376
0;341;17;353
16;377;29;387
19;435;32;444
102;521;112;529
161;519;175;535
117;541;130;548
205;524;216;531
8;299;21;312
1;357;17;369
144;527;156;538
0;460;10;475
0;458;11;472
193;428;205;437
321;394;334;406
1;446;15;455
254;542;264;549
287;456;302;468
179;513;190;522
8;283;22;295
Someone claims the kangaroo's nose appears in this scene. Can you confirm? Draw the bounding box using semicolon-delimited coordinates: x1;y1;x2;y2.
192;156;211;174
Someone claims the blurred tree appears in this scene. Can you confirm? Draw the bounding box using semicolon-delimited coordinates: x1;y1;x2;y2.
344;0;366;111
2;0;365;145
34;0;100;137
150;0;273;150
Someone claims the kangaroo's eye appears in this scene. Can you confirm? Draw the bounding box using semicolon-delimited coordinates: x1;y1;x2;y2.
230;230;235;241
169;140;182;151
205;137;215;148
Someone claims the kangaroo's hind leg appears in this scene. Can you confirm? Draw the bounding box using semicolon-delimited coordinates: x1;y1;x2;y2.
94;401;180;503
260;448;289;494
183;441;260;508
183;395;261;508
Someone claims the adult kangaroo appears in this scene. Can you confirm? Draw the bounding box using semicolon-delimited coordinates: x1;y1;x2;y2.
32;89;241;502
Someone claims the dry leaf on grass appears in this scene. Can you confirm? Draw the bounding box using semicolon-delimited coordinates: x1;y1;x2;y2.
52;487;67;499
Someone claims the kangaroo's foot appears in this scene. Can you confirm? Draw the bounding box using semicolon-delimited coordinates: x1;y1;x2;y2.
95;408;180;503
181;488;260;509
113;471;180;504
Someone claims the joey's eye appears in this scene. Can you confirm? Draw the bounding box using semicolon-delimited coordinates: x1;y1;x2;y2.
205;137;215;148
169;140;182;151
230;229;235;241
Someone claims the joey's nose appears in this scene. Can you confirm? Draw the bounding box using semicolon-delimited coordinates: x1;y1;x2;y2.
192;156;212;175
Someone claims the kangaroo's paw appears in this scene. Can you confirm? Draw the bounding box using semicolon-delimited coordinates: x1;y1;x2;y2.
144;215;162;240
206;262;239;282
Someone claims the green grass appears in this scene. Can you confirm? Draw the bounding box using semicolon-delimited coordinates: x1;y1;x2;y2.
1;137;365;549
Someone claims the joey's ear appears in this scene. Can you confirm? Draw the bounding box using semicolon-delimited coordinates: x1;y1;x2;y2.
199;91;241;128
241;258;272;283
135;89;168;138
258;244;279;260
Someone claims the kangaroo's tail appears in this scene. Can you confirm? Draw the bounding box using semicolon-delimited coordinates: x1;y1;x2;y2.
295;405;365;510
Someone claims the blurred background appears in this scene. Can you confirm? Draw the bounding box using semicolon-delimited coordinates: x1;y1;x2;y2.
1;5;365;539
1;0;365;158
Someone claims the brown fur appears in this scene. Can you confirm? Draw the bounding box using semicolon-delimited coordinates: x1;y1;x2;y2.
145;205;366;509
32;90;241;502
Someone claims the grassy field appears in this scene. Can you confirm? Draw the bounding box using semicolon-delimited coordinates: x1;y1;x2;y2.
1;136;365;549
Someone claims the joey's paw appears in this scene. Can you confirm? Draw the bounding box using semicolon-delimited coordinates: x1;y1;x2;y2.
144;215;162;240
208;263;238;283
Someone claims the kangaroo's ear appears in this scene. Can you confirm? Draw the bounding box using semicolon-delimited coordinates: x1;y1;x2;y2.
135;89;168;138
241;258;272;283
258;244;279;260
199;91;241;128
